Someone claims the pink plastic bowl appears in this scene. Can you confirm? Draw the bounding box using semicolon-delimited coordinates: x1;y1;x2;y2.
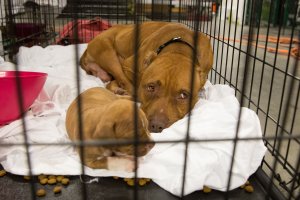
0;71;47;125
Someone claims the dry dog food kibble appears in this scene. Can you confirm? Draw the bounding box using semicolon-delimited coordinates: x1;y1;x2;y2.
61;178;70;185
138;179;147;186
0;170;6;177
53;186;62;194
38;174;47;180
56;175;64;182
244;185;254;193
126;179;134;186
40;178;48;185
48;175;56;179
203;186;212;193
47;178;57;185
124;178;151;186
36;189;46;197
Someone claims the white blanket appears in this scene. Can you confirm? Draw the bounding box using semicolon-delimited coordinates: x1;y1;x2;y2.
0;44;267;196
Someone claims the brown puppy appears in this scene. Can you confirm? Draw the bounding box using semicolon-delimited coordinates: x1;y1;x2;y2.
66;87;154;172
80;21;213;132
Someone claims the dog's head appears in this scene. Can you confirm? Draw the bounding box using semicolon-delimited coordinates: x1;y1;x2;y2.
95;99;154;157
138;33;213;133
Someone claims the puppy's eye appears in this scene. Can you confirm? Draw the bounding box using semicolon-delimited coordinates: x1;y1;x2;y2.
146;84;155;92
177;91;190;100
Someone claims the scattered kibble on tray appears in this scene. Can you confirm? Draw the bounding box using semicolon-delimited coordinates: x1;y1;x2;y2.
203;186;212;193
61;178;70;185
240;180;254;193
40;178;48;185
36;189;46;197
56;175;64;182
138;179;147;186
48;175;56;180
38;174;47;180
53;186;62;194
48;178;57;185
123;178;151;186
244;185;254;193
0;170;7;177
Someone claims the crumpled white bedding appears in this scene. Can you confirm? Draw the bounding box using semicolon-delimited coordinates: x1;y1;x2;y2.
0;44;267;196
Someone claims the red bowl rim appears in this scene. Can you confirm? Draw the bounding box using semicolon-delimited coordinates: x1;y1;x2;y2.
0;71;48;78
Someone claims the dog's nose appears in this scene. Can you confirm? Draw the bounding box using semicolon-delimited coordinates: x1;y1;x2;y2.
149;115;169;133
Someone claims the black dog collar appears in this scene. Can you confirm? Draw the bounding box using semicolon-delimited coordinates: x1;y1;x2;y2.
156;37;194;55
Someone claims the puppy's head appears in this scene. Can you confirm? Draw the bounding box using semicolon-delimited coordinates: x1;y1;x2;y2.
96;99;154;157
138;34;213;133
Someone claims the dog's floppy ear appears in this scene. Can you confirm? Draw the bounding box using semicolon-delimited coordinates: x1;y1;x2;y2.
143;51;157;68
195;33;213;88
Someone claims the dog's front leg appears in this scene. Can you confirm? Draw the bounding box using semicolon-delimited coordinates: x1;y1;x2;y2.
84;156;109;169
84;156;135;172
106;80;130;95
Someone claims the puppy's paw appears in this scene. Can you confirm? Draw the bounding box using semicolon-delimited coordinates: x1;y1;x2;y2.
107;157;135;172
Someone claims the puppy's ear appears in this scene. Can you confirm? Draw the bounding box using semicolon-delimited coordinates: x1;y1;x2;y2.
143;51;157;68
94;121;116;140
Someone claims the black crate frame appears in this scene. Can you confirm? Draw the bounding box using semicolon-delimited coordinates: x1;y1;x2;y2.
0;0;299;199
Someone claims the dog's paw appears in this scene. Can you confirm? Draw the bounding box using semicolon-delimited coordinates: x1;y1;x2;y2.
114;87;129;96
107;157;135;172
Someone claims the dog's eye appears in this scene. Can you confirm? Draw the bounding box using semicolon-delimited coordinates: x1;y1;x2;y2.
146;84;155;92
177;91;190;100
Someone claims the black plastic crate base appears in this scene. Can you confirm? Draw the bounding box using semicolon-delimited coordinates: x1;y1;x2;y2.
0;172;267;200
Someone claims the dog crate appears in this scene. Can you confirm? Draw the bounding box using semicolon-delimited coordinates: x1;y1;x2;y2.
0;0;299;199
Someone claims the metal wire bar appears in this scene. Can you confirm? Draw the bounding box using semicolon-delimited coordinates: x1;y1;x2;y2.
247;0;263;108
213;0;224;84
222;0;234;85
228;0;240;86
218;0;228;84
265;15;300;200
71;1;88;199
233;0;247;97
225;0;257;199
6;0;37;199
257;0;277;139
133;1;141;199
177;0;182;23
180;0;201;196
255;169;286;200
284;82;300;167
265;1;289;157
1;134;300;147
263;142;300;182
203;0;209;36
288;152;300;200
209;0;219;82
274;4;299;170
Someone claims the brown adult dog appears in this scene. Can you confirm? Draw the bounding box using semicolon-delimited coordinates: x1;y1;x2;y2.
66;87;154;171
80;21;213;133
